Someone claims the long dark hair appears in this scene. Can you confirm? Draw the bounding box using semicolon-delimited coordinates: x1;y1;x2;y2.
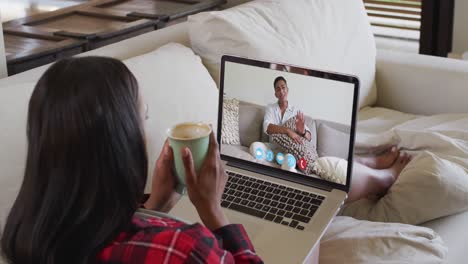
1;57;148;263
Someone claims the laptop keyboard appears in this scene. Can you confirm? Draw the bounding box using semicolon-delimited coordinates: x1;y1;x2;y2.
221;171;325;231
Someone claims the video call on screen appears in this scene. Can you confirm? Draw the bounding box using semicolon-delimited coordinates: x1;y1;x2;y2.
221;61;355;186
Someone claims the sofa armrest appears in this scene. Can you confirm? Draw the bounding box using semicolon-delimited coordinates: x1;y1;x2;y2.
375;49;468;115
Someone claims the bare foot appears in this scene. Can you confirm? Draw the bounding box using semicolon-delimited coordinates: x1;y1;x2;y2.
356;146;399;169
387;152;412;181
376;153;412;194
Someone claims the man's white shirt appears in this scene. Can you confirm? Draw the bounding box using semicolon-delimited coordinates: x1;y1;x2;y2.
263;102;310;141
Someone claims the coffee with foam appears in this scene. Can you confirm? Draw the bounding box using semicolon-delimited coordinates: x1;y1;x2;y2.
169;123;211;140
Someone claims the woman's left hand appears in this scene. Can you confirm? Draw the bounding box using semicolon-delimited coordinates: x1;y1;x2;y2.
144;139;181;212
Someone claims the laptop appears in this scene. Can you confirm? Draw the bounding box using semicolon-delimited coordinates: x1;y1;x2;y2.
170;55;359;263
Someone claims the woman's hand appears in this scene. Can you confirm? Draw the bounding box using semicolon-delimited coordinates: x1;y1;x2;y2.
295;111;306;135
144;140;181;213
287;128;303;144
182;131;229;230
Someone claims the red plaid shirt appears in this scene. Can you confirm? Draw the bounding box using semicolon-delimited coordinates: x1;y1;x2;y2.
97;212;263;263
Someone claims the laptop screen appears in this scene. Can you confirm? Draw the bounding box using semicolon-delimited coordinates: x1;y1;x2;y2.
219;56;358;190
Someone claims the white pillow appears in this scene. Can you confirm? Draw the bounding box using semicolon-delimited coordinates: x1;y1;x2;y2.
123;43;219;192
221;97;240;145
316;157;347;185
0;82;35;227
188;0;377;109
341;151;468;225
321;216;447;264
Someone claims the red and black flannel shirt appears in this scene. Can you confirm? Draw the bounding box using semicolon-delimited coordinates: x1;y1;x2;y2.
97;212;264;263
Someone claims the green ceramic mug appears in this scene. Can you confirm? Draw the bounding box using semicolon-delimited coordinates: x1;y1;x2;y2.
167;122;211;194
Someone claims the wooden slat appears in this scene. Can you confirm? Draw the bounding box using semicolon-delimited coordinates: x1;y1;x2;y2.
166;0;226;20
5;31;85;63
95;0;225;21
364;0;421;8
365;5;421;15
364;0;422;36
370;22;420;31
2;0;103;27
4;26;63;40
79;7;140;21
367;13;420;21
364;0;423;5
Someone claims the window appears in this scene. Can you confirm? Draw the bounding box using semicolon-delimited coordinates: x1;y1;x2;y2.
365;0;421;39
365;0;421;53
364;0;455;57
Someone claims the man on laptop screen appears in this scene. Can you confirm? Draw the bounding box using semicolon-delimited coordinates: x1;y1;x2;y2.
221;60;354;187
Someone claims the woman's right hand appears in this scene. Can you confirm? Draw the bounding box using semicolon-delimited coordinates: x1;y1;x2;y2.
181;131;229;231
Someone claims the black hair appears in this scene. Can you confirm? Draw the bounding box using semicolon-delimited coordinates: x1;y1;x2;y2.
1;57;148;264
273;76;287;89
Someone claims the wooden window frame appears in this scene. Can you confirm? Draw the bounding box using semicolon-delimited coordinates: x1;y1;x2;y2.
419;0;455;57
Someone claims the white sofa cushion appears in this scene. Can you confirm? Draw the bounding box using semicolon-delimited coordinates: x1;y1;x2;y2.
375;49;468;115
123;43;219;192
221;97;241;145
189;0;377;109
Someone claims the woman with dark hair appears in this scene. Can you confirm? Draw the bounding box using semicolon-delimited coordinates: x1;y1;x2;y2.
1;57;263;264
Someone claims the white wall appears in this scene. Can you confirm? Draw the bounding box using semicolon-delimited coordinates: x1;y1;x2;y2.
0;10;7;78
224;61;355;125
453;0;468;55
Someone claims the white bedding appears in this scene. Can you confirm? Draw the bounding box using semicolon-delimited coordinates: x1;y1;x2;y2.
320;216;447;264
350;108;468;221
356;107;468;157
422;210;468;264
340;107;468;263
355;108;468;192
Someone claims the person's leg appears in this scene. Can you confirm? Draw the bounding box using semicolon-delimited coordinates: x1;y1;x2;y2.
354;146;399;169
347;153;411;203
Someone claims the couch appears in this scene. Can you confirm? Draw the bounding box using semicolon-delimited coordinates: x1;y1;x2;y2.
1;1;468;263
